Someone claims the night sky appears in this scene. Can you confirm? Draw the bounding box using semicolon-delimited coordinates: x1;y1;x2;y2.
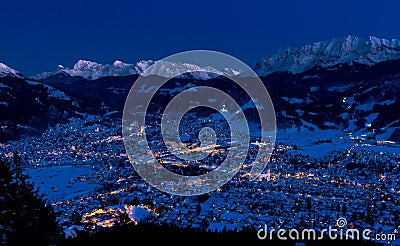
1;0;399;76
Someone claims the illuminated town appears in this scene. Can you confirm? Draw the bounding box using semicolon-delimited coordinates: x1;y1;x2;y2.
1;113;399;243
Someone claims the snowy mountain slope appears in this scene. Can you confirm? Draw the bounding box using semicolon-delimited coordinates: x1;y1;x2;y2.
263;57;400;141
34;59;242;81
44;55;400;141
255;35;400;76
140;60;229;80
0;77;108;142
0;63;24;78
34;60;138;81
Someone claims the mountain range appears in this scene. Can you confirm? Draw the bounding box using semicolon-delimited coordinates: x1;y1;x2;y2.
32;59;241;82
1;35;400;142
255;35;400;76
2;35;399;80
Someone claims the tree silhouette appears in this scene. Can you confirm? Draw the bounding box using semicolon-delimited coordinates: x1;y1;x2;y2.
342;203;347;215
0;157;61;244
306;197;312;212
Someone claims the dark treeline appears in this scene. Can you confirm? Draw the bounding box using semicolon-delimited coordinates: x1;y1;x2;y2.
62;222;383;245
0;155;61;245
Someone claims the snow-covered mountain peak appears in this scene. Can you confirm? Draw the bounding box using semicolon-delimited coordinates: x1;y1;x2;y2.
113;60;128;67
33;60;139;80
0;62;24;78
255;35;400;76
72;60;103;72
224;67;242;76
141;60;224;80
34;59;243;81
135;60;155;74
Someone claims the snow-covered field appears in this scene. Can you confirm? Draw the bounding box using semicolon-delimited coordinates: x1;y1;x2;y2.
24;165;101;202
276;129;355;158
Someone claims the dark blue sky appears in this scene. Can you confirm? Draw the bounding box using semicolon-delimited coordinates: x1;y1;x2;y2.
1;0;399;76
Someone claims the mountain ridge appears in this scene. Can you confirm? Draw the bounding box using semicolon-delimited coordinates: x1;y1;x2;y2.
0;63;24;78
255;35;400;76
32;59;242;81
1;35;398;81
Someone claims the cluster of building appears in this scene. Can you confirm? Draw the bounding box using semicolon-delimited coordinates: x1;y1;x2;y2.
1;114;399;243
